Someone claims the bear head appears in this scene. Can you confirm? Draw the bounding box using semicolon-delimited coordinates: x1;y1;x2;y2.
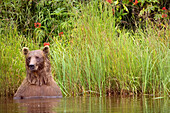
22;46;52;85
22;46;49;72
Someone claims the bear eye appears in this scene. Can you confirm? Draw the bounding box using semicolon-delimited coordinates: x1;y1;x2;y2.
35;56;40;59
28;57;31;60
27;57;31;61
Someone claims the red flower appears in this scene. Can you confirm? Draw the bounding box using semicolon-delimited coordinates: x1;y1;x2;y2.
106;0;112;3
133;0;138;5
162;7;167;10
44;42;50;46
34;22;41;28
59;32;63;37
162;14;167;18
112;8;114;15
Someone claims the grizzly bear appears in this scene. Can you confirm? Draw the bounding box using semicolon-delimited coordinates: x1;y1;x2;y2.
14;46;62;99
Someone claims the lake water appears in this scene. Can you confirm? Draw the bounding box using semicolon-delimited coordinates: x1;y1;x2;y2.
0;96;169;113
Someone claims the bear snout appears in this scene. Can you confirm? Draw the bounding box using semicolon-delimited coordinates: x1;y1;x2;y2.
29;64;38;71
28;57;39;71
29;64;35;70
29;63;38;71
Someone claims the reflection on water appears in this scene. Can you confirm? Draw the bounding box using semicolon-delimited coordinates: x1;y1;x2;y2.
15;98;61;113
0;96;169;113
0;98;61;113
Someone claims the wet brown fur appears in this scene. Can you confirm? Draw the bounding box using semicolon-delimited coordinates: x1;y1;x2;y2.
14;46;62;99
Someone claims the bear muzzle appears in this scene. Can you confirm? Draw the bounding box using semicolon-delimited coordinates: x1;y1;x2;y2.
29;64;35;70
29;64;38;71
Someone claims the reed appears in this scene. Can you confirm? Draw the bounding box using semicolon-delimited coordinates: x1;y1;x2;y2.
50;2;169;96
0;25;40;96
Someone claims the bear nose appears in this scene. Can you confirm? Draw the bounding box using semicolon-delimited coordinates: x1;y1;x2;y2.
29;64;35;70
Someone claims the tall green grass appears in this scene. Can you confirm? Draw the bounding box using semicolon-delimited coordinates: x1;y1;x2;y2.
50;2;169;96
0;24;40;96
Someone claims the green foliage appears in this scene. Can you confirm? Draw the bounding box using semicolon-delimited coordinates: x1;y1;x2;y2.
105;0;169;29
0;0;169;37
0;0;78;40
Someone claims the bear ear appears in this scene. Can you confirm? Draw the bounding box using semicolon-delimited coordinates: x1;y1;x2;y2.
22;47;29;56
43;45;50;54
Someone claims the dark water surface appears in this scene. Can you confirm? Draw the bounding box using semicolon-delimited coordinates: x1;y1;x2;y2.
0;96;169;113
